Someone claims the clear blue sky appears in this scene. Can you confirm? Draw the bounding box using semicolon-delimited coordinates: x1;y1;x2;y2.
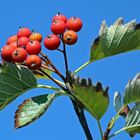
0;0;140;140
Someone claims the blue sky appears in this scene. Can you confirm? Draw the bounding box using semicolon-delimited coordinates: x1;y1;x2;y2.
0;0;140;140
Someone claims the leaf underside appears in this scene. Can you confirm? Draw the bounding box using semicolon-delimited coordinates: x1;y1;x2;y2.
0;63;37;110
90;18;140;62
114;92;122;113
123;73;140;104
15;93;58;129
124;104;140;137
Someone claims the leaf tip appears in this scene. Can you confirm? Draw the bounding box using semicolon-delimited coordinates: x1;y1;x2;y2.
113;17;124;25
99;20;107;36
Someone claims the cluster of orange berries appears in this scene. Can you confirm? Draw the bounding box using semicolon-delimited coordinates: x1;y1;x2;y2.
1;28;42;70
0;13;82;70
44;13;82;50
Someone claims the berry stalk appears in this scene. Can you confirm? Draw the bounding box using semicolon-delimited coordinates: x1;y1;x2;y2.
40;52;66;82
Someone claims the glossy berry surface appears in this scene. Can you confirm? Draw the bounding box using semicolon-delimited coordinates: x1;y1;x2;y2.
26;40;41;55
63;30;78;45
18;37;29;47
12;48;27;62
6;35;18;45
26;55;42;70
29;32;43;42
17;27;31;38
52;13;67;23
44;34;60;50
9;42;18;49
51;20;66;34
1;45;15;62
66;17;82;32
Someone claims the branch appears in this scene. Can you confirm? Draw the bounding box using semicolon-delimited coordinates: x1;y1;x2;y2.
103;128;111;140
71;99;93;140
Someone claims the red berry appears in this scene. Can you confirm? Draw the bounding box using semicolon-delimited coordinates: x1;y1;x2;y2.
66;17;82;32
17;27;31;38
52;13;67;23
26;55;42;70
12;48;27;62
1;45;15;62
18;37;29;47
63;30;78;45
9;42;18;49
44;34;60;50
29;32;43;42
51;20;66;35
26;40;41;55
6;35;18;45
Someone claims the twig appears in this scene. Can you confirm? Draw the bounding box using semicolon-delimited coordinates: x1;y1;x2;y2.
103;105;128;140
40;52;66;82
39;68;66;91
71;99;93;140
57;48;64;53
62;39;69;75
59;35;69;80
41;64;55;72
103;128;111;140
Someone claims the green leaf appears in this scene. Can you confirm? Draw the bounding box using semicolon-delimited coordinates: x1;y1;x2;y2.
0;63;37;110
70;74;109;120
123;73;140;104
90;18;140;62
15;93;59;128
124;104;140;137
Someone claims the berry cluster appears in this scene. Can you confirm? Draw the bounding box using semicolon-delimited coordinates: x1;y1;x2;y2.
1;13;82;71
1;27;42;70
44;13;82;50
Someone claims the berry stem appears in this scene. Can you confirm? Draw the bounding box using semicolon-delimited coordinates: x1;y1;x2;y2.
60;35;69;80
39;68;66;91
57;48;64;53
40;52;66;82
41;64;55;72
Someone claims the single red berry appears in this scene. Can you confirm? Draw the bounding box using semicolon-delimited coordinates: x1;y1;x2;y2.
26;55;42;70
51;20;66;35
6;35;18;45
12;48;27;62
66;17;82;32
26;40;41;55
17;27;31;38
9;41;18;49
18;37;29;47
29;32;43;42
1;45;16;62
52;12;67;23
63;30;78;45
44;34;60;50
